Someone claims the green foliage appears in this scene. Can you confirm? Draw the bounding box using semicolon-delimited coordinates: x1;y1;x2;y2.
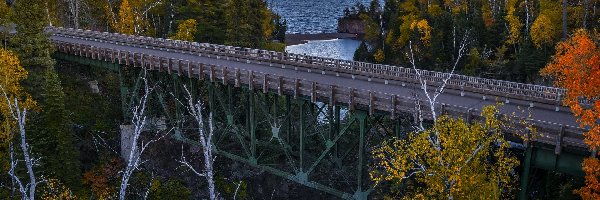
262;42;286;52
354;41;373;62
224;0;270;48
38;66;81;191
216;174;248;199
130;172;192;200
463;48;482;76
9;0;55;68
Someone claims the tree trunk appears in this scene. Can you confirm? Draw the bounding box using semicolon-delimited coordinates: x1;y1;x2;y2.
562;0;568;39
583;0;589;29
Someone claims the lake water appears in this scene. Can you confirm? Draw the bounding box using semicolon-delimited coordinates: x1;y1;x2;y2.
285;39;361;60
269;0;371;34
270;0;367;60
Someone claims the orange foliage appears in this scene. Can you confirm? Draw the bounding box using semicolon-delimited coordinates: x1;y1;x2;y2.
83;158;123;199
541;29;600;199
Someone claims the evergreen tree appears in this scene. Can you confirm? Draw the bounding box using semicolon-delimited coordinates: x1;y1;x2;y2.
9;0;54;68
9;0;81;191
40;66;81;191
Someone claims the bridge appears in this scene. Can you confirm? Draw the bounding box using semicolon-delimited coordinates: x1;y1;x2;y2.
47;27;590;199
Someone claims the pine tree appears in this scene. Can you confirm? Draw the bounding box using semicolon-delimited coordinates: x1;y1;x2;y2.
9;0;81;191
9;0;55;68
40;66;81;191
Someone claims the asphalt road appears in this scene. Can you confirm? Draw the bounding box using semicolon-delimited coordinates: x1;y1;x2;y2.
50;35;581;129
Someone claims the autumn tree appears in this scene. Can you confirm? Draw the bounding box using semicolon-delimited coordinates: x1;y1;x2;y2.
371;105;519;199
116;0;135;35
530;0;562;49
0;49;36;175
541;29;600;199
170;19;198;42
505;0;523;46
530;14;556;49
0;49;34;141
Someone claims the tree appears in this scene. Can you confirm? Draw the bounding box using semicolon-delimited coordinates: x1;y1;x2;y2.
9;0;55;68
0;49;38;200
39;66;81;191
371;105;519;199
117;0;135;35
3;86;39;200
505;0;523;46
62;0;83;29
177;85;218;200
530;14;556;49
119;70;169;200
0;1;11;48
0;49;34;144
170;19;197;42
541;29;600;199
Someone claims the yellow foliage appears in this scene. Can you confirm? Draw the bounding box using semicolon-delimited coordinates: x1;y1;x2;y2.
531;14;556;48
505;0;522;45
117;0;135;35
410;19;432;45
444;0;468;14
0;1;10;25
374;49;385;63
170;19;198;42
371;105;519;199
427;4;443;17
0;49;36;143
41;179;78;200
261;8;275;40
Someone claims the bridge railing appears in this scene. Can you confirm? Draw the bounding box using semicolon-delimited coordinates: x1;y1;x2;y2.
47;27;568;105
50;40;589;153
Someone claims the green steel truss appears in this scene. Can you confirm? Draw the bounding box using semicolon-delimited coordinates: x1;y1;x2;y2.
55;54;589;200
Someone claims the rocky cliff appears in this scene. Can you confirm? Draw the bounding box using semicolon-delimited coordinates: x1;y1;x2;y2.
337;18;364;34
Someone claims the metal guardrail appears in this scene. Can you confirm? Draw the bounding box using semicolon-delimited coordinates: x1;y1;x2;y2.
50;38;589;152
46;26;568;105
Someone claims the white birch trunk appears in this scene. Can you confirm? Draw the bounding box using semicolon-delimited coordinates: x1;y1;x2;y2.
3;88;38;200
177;85;218;200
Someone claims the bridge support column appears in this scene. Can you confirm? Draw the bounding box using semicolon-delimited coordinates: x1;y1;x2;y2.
226;85;234;126
299;100;305;172
353;111;368;200
119;68;130;119
286;95;292;144
247;89;257;165
519;145;533;200
120;124;134;160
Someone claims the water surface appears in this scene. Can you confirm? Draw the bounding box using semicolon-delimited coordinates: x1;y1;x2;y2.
269;0;370;34
286;39;361;61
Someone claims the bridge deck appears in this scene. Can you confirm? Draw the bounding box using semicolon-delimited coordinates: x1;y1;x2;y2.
48;28;588;152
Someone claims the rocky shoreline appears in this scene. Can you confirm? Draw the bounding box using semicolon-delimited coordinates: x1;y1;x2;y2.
285;33;360;46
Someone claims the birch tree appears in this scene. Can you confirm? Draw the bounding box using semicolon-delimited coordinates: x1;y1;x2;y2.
63;0;83;29
407;30;469;131
371;31;523;198
176;85;218;200
4;88;40;200
118;71;169;200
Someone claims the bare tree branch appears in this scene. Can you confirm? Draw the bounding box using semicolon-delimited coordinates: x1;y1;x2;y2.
119;69;170;200
174;85;219;200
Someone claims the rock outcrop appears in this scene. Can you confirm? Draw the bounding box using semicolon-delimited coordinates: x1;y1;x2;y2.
337;18;364;34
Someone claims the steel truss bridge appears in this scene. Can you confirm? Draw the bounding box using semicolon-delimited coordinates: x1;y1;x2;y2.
47;27;591;199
